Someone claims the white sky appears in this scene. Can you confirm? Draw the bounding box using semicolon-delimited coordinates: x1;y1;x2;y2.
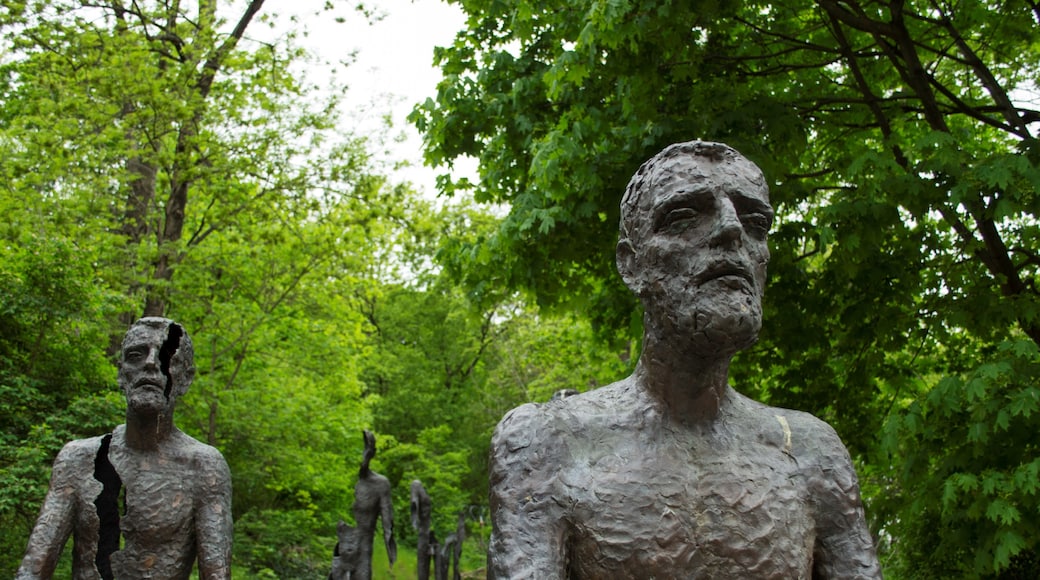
281;0;473;196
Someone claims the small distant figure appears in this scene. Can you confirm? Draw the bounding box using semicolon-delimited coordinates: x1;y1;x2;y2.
412;480;467;580
331;430;396;580
328;521;361;580
411;480;434;580
438;512;466;580
550;388;580;401
16;318;232;579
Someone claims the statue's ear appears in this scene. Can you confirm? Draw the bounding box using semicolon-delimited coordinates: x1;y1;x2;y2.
616;238;643;295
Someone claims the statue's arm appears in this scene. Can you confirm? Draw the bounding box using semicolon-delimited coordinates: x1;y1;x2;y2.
809;423;882;579
16;443;81;580
195;449;233;580
380;483;397;565
487;404;569;580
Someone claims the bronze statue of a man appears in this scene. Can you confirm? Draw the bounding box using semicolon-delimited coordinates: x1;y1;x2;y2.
17;318;232;580
488;141;881;578
331;430;396;580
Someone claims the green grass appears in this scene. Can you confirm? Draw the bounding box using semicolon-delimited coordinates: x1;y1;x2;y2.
371;536;415;579
371;534;487;580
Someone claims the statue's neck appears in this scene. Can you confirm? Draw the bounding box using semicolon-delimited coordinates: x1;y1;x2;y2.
124;408;176;450
635;333;734;424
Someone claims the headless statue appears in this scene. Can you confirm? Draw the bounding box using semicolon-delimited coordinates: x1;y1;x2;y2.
411;480;434;580
330;430;396;580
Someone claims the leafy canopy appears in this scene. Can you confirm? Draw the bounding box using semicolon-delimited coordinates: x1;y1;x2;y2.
415;0;1040;575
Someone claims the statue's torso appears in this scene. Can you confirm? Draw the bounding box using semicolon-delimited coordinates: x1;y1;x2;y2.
107;429;199;579
558;417;816;579
57;429;202;579
490;382;881;579
528;384;828;579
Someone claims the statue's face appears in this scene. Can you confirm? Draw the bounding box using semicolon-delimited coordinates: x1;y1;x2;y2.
622;154;773;357
119;324;177;416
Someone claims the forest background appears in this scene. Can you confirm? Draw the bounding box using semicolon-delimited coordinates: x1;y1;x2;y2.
1;0;1038;578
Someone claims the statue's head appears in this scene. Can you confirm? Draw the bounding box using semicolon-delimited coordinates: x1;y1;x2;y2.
617;141;773;357
410;480;430;529
118;317;195;416
359;429;377;477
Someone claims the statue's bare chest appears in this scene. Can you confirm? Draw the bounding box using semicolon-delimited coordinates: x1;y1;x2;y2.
558;430;817;579
109;448;197;547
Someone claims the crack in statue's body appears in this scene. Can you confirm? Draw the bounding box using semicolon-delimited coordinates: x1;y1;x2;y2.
91;434;121;580
17;318;233;580
488;141;882;579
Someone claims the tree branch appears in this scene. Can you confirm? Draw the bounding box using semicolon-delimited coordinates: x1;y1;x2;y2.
934;8;1034;138
196;0;265;98
824;7;909;168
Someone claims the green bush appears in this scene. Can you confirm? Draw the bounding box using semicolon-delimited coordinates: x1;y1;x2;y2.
233;508;335;579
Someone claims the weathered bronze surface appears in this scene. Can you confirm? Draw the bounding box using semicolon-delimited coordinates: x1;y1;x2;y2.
331;430;396;580
488;141;882;579
17;318;232;580
411;480;434;580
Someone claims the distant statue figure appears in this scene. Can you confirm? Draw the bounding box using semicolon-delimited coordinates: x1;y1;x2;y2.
345;430;396;580
488;141;882;578
438;512;465;580
411;480;434;580
411;480;466;580
434;541;450;580
328;521;361;580
16;317;232;579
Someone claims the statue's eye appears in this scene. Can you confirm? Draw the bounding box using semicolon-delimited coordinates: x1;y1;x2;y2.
741;212;772;234
124;348;146;361
663;208;698;230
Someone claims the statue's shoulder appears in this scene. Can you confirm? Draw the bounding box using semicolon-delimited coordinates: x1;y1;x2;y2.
54;434;106;465
739;394;854;469
492;380;633;457
488;386;630;503
44;434;109;487
59;434;106;453
491;402;551;459
775;407;846;452
171;431;230;473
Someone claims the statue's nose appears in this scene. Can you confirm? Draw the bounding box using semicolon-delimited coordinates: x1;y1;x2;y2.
710;199;742;248
142;348;160;369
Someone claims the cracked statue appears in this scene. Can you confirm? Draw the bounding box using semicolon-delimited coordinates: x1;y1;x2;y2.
16;318;232;580
487;141;882;579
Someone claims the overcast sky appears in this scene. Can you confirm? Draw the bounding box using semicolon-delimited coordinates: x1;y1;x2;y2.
283;0;472;195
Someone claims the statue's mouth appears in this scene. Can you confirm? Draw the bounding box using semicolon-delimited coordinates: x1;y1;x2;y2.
696;262;754;287
133;378;164;391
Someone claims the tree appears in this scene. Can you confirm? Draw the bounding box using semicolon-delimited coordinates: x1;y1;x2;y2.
0;1;405;576
415;0;1040;575
356;199;634;544
0;0;379;322
0;236;124;575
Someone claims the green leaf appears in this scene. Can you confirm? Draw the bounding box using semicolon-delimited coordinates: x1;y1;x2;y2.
992;529;1027;572
1008;387;1039;418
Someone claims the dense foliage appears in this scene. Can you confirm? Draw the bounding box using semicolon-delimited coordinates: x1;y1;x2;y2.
0;4;631;577
0;0;388;574
4;0;1038;577
414;0;1040;576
